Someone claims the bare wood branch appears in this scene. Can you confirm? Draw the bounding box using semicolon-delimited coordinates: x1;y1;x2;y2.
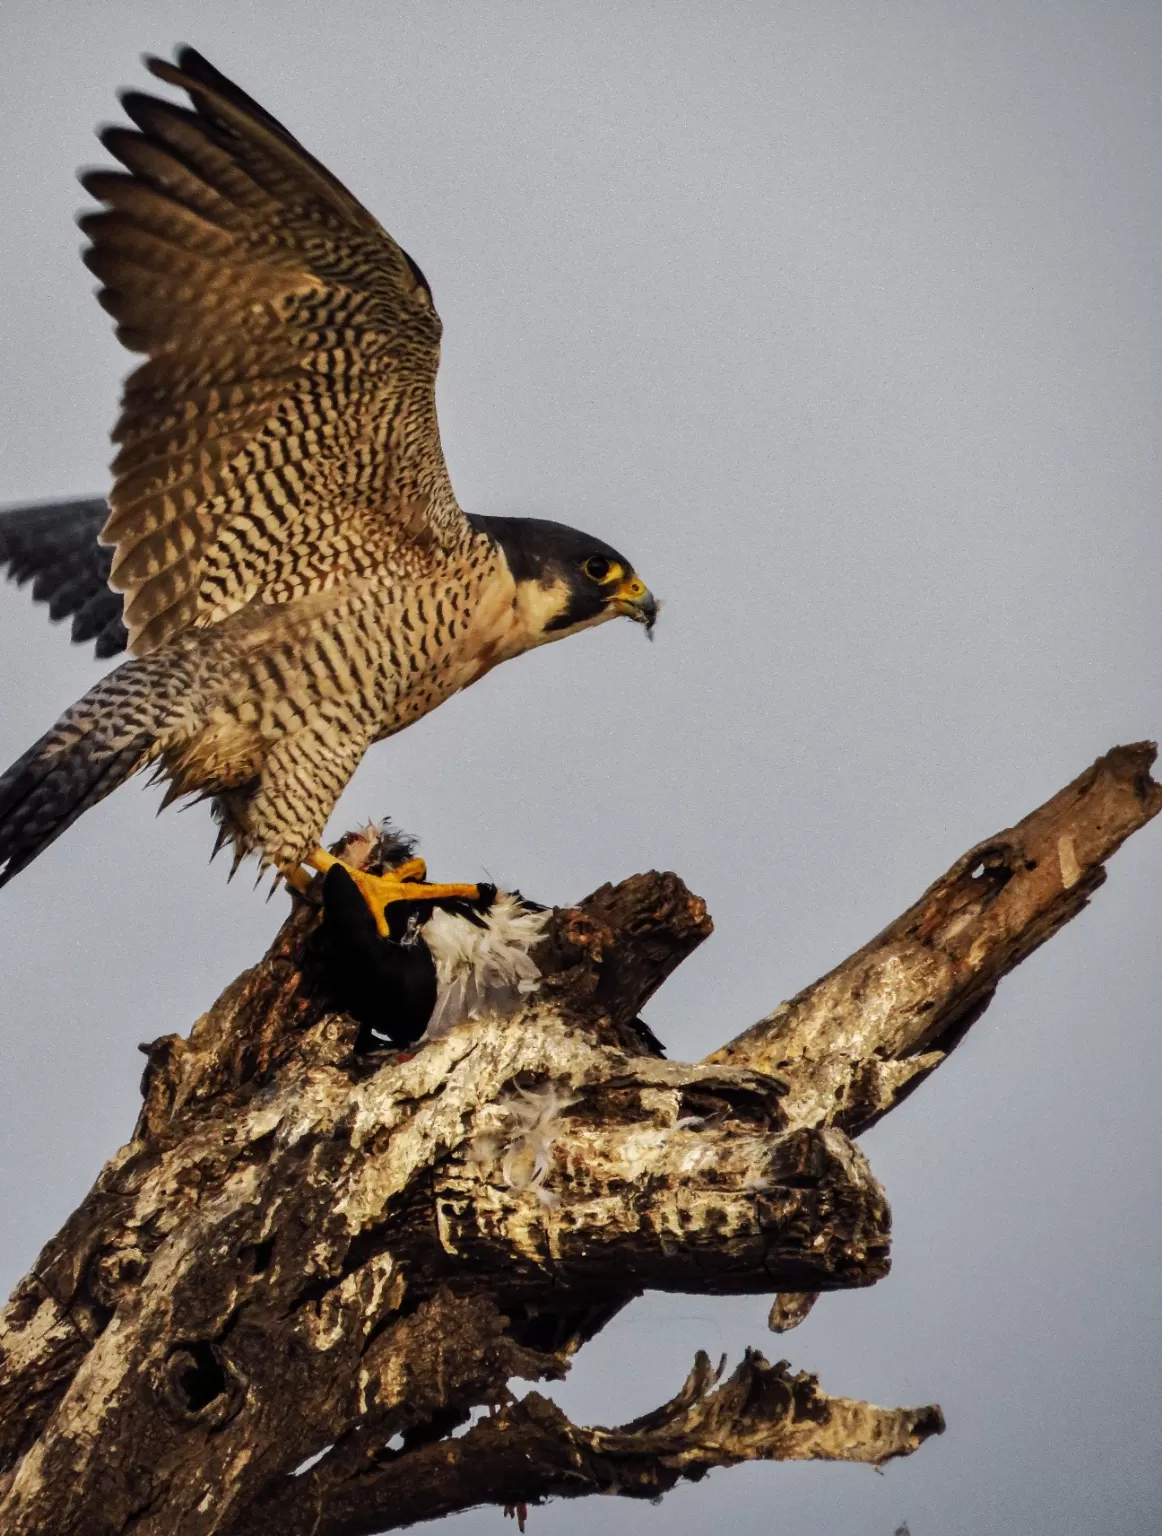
0;743;1154;1534
235;1351;944;1536
711;742;1162;1133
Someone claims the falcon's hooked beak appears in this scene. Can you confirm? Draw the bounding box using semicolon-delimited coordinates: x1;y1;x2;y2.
612;573;659;637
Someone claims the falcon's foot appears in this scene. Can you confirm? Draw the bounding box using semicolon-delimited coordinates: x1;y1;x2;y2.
296;848;482;937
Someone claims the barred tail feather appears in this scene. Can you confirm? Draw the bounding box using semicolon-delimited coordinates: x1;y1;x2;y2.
0;669;167;887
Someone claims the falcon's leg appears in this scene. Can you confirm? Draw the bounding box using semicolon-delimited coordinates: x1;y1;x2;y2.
302;848;482;937
246;716;480;930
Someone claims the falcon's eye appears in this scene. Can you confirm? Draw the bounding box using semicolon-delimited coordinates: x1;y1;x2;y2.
583;556;615;583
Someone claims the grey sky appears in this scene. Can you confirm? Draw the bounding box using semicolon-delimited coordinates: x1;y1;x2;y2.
1;2;1159;1532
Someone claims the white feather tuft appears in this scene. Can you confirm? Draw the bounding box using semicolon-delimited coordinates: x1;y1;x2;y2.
422;893;550;1039
467;1080;580;1206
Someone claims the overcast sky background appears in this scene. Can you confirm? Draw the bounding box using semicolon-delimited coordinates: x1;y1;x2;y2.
0;3;1159;1532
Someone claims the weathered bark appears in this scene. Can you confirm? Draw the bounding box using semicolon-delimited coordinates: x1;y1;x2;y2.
711;741;1162;1132
0;743;1156;1535
242;1351;944;1536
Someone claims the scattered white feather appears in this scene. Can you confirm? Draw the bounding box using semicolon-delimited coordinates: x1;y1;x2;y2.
467;1079;580;1207
422;893;550;1039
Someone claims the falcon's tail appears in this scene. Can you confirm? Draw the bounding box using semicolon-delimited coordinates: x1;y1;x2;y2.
0;655;175;887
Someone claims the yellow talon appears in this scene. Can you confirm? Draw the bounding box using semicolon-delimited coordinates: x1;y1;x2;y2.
297;847;481;937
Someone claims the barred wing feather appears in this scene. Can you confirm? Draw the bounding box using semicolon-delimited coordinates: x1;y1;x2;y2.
82;47;469;657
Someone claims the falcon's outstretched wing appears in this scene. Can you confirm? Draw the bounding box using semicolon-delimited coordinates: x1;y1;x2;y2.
82;47;469;657
0;497;126;657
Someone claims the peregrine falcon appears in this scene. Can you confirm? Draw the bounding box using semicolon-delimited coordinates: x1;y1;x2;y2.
0;49;656;925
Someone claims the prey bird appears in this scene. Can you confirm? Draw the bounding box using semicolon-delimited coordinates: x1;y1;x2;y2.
0;49;656;925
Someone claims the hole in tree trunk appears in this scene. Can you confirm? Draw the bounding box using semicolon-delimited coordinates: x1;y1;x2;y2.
175;1340;227;1412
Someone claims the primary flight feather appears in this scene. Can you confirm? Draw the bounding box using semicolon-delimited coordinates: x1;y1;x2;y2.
0;48;656;914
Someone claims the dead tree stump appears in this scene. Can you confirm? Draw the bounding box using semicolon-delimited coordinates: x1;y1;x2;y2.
0;743;1157;1536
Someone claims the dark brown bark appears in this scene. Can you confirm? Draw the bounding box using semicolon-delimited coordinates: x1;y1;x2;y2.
0;743;1155;1535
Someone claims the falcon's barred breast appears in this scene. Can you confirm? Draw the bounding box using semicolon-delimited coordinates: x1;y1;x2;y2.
0;49;656;902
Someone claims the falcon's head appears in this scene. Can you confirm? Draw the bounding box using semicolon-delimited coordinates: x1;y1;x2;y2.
472;515;658;646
